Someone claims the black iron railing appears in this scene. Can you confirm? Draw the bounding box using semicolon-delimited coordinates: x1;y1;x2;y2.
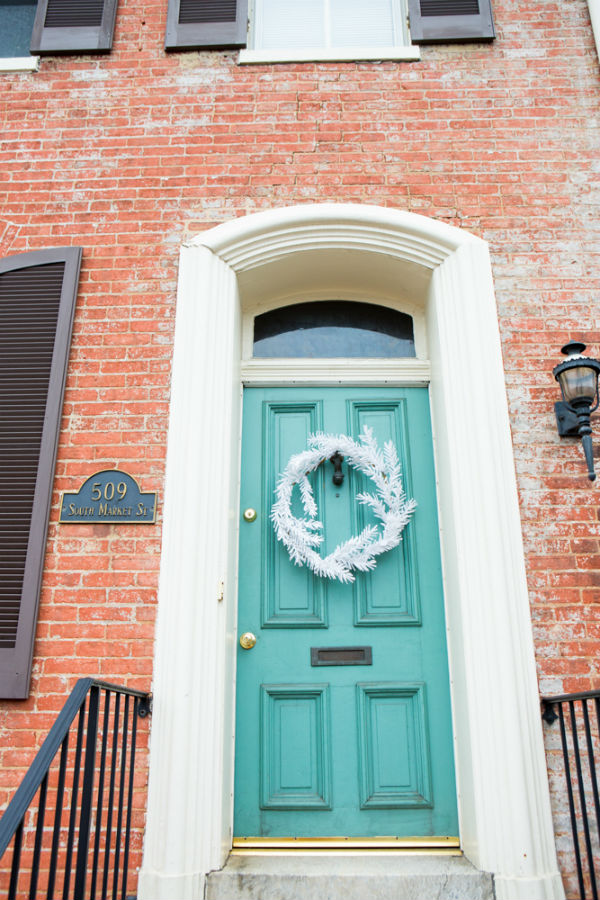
0;678;151;900
542;689;600;900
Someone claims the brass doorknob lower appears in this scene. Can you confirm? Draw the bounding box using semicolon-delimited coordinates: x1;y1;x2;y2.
239;632;257;649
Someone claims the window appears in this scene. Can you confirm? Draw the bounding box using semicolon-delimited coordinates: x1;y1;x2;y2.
165;0;494;53
246;0;415;62
253;301;416;358
0;0;36;59
0;248;81;699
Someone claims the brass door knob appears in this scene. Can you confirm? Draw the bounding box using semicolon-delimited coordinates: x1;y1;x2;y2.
243;508;257;522
239;632;257;649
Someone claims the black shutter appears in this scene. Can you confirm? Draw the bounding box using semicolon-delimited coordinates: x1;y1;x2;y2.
30;0;118;54
408;0;495;42
165;0;248;50
0;248;81;699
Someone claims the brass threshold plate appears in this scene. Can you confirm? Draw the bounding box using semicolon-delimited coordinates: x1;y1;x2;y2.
233;836;461;853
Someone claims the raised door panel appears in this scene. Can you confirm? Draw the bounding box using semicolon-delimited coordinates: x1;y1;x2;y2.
348;400;420;626
260;684;332;809
262;402;327;628
357;683;432;808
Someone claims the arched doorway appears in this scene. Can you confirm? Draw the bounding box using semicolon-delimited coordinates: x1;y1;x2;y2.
140;205;562;900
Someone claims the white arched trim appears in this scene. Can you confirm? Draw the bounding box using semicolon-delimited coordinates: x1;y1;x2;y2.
139;205;564;900
588;0;600;60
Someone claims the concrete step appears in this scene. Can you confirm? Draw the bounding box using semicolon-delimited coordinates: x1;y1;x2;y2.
206;853;495;900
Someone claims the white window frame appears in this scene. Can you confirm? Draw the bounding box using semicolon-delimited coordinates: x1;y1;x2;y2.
239;0;420;64
0;57;39;71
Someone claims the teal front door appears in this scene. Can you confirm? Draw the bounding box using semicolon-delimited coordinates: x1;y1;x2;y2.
234;386;458;839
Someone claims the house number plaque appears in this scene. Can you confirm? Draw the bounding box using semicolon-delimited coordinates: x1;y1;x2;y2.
59;470;157;524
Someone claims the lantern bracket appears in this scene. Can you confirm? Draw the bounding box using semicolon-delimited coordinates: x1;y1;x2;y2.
554;401;581;437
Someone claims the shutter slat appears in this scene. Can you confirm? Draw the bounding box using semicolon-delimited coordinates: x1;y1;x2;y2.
179;0;237;23
420;0;480;14
165;0;248;49
30;0;118;53
0;247;81;699
44;0;104;27
408;0;494;41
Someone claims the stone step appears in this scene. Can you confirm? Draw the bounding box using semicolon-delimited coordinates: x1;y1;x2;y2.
206;853;495;900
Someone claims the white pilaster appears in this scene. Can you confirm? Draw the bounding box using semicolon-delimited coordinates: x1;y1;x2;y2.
139;247;241;898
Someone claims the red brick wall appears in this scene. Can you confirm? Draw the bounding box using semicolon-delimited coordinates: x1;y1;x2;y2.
1;0;599;894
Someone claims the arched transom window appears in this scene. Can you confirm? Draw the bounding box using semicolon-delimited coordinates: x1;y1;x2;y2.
253;301;416;358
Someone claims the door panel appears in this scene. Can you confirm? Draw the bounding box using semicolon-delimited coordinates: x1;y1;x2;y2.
263;401;327;627
357;683;431;809
349;398;420;626
260;684;332;809
234;386;457;838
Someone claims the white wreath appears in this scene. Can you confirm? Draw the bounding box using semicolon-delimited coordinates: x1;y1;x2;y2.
271;426;416;583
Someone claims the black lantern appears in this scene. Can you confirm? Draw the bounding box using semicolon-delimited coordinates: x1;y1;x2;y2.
553;341;600;481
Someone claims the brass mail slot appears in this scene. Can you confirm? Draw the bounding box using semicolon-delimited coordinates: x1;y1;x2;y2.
310;646;372;666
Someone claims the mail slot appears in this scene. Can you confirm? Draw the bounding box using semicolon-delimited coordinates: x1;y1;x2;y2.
310;646;373;666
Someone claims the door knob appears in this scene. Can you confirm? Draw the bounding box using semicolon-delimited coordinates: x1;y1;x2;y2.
239;632;257;649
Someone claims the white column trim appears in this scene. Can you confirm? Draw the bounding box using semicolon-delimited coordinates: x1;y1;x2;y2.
140;204;564;900
138;247;242;899
240;357;431;385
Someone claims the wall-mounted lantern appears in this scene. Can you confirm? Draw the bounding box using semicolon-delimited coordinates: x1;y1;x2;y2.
553;341;600;482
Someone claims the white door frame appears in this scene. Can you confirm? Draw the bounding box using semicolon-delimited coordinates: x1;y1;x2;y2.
139;204;564;900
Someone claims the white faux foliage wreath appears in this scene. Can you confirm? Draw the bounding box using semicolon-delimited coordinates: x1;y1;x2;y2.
271;427;416;583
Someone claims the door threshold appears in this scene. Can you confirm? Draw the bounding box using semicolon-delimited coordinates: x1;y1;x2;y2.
232;836;461;854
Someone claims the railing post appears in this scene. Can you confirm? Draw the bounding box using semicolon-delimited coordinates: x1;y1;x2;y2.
8;823;23;900
47;735;69;900
74;684;100;899
122;696;139;899
103;692;121;899
63;701;87;899
29;773;48;899
113;694;130;899
90;691;111;900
